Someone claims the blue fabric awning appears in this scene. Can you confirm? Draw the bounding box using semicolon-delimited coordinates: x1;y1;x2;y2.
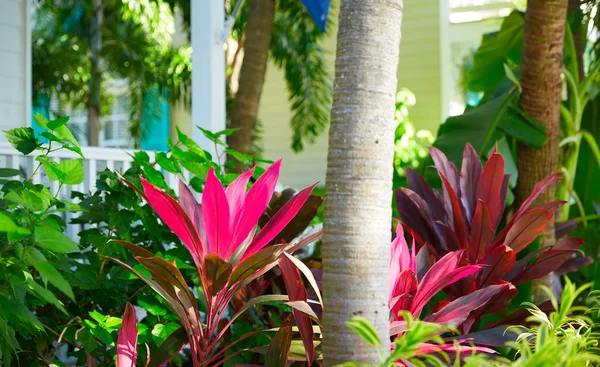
300;0;331;32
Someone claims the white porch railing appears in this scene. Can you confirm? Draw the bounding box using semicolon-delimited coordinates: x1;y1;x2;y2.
0;143;181;240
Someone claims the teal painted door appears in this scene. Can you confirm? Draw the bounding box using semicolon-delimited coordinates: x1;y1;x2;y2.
32;94;50;142
141;88;170;151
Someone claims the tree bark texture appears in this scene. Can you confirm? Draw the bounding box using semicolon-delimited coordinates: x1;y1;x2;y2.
321;0;403;365
515;0;568;294
227;0;275;170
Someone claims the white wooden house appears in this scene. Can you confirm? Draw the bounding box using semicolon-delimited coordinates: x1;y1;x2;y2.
1;0;517;189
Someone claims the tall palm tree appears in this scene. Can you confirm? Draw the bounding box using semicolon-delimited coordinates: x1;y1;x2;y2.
321;0;403;365
515;0;568;291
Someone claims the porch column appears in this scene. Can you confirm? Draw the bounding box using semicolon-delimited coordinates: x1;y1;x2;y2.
191;0;226;156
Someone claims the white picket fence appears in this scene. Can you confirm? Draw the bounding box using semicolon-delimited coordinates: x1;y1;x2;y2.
0;143;181;240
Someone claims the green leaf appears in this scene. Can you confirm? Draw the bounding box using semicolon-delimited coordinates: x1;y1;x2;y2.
34;226;79;253
58;159;84;185
202;254;232;295
0;213;30;234
24;272;68;314
147;327;187;367
151;323;180;345
177;127;210;159
36;156;65;182
467;11;524;91
33;261;75;300
47;117;69;130
156;152;180;173
0;169;21;178
3;127;38;155
36;114;79;147
346;316;382;347
78;328;98;352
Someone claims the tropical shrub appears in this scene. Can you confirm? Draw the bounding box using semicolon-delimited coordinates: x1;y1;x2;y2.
395;143;588;331
0;116;85;365
103;160;322;366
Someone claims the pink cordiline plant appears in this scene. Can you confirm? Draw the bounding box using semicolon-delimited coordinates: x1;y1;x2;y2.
105;160;322;367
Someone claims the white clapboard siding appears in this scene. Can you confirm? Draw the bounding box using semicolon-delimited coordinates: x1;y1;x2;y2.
0;0;30;139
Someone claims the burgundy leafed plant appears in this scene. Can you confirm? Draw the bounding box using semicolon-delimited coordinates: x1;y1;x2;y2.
104;160;322;366
394;144;586;332
389;223;508;334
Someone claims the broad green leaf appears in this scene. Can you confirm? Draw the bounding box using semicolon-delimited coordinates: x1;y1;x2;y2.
24;247;47;265
24;272;68;314
3;127;38;155
33;261;75;300
467;11;524;91
0;213;30;234
225;149;253;165
177;126;210;160
0;169;21;178
36;156;65;182
151;323;180;345
78;328;98;352
35;114;79;147
58;159;84;185
34;226;79;253
156;152;180;173
47;117;69;130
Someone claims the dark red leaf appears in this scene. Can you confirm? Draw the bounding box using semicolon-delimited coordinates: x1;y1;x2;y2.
438;172;469;249
512;172;563;220
555;220;579;239
479;245;515;287
430;147;460;194
395;188;438;245
476;152;505;228
504;209;553;253
555;256;593;275
469;200;495;263
459;143;483;224
514;249;579;285
468;281;517;327
406;168;446;222
553;237;584;251
445;326;519;347
278;255;314;366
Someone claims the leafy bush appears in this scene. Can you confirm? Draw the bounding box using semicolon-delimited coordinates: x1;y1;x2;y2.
0;115;85;366
102;161;322;366
395;143;588;331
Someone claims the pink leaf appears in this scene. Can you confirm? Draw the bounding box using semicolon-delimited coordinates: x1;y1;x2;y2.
141;178;203;262
504;209;553;253
390;269;417;321
390;221;414;300
202;168;231;258
411;251;482;316
230;160;282;252
226;168;255;248
242;183;317;261
117;303;138;367
178;180;207;254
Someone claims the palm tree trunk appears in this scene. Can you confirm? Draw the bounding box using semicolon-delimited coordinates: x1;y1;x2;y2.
227;0;275;170
514;0;568;294
88;0;103;147
321;0;403;365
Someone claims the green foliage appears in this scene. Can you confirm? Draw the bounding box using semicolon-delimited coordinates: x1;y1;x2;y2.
32;0;191;145
392;89;434;188
336;314;448;367
0;117;84;366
